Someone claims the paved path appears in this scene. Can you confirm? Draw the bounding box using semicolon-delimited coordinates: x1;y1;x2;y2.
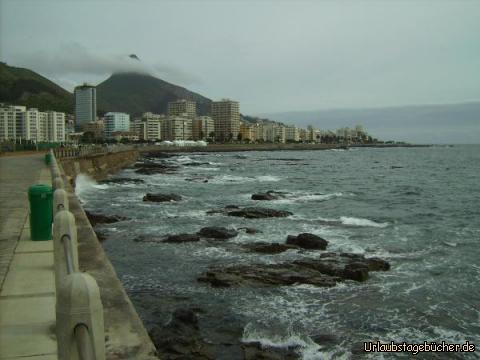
0;154;57;360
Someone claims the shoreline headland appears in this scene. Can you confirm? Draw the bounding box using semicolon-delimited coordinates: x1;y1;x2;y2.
138;142;431;154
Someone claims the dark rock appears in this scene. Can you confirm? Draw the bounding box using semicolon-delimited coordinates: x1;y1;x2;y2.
225;205;240;209
242;341;301;360
252;190;289;201
133;235;163;243
134;160;178;175
142;152;176;159
311;333;338;346
391;165;403;169
252;193;277;201
163;233;201;243
94;230;107;242
238;227;261;234
242;242;297;254
149;308;215;360
99;177;144;184
198;227;238;239
183;161;211;167
286;233;328;250
143;193;182;202
85;211;128;227
227;207;292;219
198;253;390;288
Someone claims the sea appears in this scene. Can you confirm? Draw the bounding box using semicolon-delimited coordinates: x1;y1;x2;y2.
76;145;480;359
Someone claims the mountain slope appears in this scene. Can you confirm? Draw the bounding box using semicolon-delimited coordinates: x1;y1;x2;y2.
260;102;480;144
0;62;73;113
97;72;212;116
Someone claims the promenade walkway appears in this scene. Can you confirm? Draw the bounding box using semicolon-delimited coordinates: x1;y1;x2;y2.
0;154;57;359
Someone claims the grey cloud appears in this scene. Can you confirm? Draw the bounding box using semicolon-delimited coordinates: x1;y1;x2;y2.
12;42;202;88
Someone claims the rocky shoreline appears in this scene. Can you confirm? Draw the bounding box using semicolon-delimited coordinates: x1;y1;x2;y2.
84;152;393;359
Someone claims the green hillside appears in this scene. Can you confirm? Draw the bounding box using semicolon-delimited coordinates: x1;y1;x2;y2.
97;72;212;116
0;62;74;113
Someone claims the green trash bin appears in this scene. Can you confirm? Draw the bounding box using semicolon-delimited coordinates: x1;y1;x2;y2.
28;184;53;241
45;153;51;165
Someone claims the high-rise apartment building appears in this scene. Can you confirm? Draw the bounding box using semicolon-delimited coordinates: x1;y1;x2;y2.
74;84;97;127
285;126;300;142
211;99;240;142
47;111;66;142
239;122;255;142
132;112;165;141
104;112;130;139
163;116;193;141
0;105;26;142
192;116;214;140
167;99;196;118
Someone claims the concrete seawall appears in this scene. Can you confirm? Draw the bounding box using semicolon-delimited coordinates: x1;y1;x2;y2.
58;150;158;359
60;150;139;182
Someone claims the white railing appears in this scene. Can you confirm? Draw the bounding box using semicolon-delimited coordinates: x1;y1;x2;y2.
50;149;106;360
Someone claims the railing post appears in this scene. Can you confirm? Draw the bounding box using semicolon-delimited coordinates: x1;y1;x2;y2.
52;210;79;294
54;188;69;213
56;272;105;360
53;176;64;190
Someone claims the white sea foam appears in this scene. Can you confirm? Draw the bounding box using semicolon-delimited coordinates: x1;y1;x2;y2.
242;323;321;359
257;175;281;182
339;216;388;228
75;174;107;199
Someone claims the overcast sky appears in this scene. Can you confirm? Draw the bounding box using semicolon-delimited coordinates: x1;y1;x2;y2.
1;0;479;114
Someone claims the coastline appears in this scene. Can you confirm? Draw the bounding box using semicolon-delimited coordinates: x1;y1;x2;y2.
138;142;432;154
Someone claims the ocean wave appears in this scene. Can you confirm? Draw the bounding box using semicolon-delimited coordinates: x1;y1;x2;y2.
274;192;343;204
257;175;281;182
75;174;108;199
339;216;389;228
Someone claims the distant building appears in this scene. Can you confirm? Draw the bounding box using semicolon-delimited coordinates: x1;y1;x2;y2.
111;131;139;142
211;99;240;142
83;120;105;140
285;126;300;142
253;123;267;142
47;111;66;142
265;124;286;143
167;99;196;118
104;112;130;139
74;84;97;127
239;122;255;142
163;116;193;141
0;105;26;142
192;116;214;140
23;108;48;142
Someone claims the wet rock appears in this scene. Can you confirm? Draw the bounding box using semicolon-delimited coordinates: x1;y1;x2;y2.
286;233;328;250
227;207;293;219
133;235;163;243
85;211;128;226
143;193;182;202
99;177;144;184
225;205;240;209
94;230;107;242
252;193;277;201
185;176;212;183
198;227;238;239
242;341;301;360
149;308;215;360
183;161;211;167
198;253;390;288
163;233;201;243
142;152;176;159
238;227;261;234
134;160;178;175
251;191;289;201
242;242;297;254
